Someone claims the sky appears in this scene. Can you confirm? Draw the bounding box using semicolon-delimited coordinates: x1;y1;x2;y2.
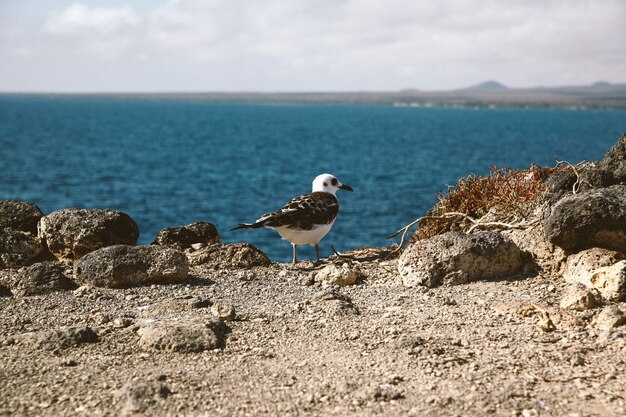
1;0;625;92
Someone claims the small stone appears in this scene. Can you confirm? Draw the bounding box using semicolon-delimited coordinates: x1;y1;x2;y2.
559;284;602;311
211;303;236;321
112;317;132;328
137;318;226;353
594;305;626;331
315;264;358;286
92;312;111;325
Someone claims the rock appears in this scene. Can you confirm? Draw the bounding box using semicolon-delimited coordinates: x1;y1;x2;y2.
502;222;565;275
315;264;358;286
597;132;626;185
187;243;271;269
27;326;99;350
211;302;236;321
559;284;602;311
311;289;359;316
542;162;614;206
73;245;189;288
38;208;139;261
563;248;624;283
594;305;626;331
152;221;221;249
398;231;523;287
0;200;44;234
137;318;226;352
116;377;170;415
12;261;77;296
0;228;45;269
589;261;626;301
543;185;626;253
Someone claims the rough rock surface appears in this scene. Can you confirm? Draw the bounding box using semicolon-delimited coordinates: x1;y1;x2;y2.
38;208;139;261
137;318;226;352
116;377;171;415
0;200;44;234
152;221;221;249
594;305;626;331
187;243;271;268
542;162;614;205
315;263;358;286
502;222;566;275
543;185;626;253
589;261;626;301
73;245;189;288
559;284;602;311
597;132;626;185
22;325;99;350
0;228;45;269
11;261;77;296
563;248;624;284
398;231;524;287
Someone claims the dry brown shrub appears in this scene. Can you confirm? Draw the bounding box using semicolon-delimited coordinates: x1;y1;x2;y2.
411;164;566;241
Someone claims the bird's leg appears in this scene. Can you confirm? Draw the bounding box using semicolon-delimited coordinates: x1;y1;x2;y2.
292;244;298;264
315;243;320;262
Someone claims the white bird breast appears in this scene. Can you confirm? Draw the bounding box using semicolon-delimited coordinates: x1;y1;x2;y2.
272;222;334;245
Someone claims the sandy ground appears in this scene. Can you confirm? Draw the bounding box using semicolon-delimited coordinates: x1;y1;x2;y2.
1;255;626;417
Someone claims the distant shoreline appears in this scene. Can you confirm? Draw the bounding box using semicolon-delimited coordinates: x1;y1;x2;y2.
2;82;626;110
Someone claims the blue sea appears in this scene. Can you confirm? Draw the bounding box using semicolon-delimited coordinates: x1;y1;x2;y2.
0;95;624;261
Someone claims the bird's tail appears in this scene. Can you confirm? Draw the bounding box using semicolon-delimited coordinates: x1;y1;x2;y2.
231;222;265;231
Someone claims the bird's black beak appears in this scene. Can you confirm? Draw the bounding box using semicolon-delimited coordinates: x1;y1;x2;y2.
339;184;353;192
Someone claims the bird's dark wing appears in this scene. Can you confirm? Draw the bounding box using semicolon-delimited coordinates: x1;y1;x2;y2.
257;192;339;231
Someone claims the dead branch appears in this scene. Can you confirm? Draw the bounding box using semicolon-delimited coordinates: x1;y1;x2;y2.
555;159;586;195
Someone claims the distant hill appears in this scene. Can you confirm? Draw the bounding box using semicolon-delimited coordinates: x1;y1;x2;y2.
5;82;626;109
462;81;509;92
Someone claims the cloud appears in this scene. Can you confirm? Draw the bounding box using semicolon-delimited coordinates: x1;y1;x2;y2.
1;0;625;91
43;2;141;35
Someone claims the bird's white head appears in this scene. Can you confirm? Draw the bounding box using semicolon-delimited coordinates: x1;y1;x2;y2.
311;173;353;195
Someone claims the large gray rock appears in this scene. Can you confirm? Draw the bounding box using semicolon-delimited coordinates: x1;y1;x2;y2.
38;208;139;261
542;162;613;206
0;228;45;269
187;243;271;269
152;221;221;249
0;200;44;234
12;261;77;296
398;231;524;287
137;318;226;352
73;245;189;288
543;186;626;253
597;132;626;185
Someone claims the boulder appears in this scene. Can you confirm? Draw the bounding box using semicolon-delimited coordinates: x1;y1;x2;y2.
73;245;189;288
542;162;613;206
38;208;139;261
597;132;626;185
116;377;171;415
398;231;523;287
0;228;45;269
137;318;226;352
152;221;221;249
12;261;77;296
0;200;44;234
187;243;271;269
315;264;358;286
543;186;626;253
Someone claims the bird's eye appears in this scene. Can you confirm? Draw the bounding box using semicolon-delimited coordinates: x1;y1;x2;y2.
331;178;338;186
323;182;328;186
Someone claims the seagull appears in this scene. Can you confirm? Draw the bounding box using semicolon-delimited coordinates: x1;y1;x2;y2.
231;173;353;264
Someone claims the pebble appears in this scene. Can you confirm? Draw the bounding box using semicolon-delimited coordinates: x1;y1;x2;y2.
211;303;236;321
